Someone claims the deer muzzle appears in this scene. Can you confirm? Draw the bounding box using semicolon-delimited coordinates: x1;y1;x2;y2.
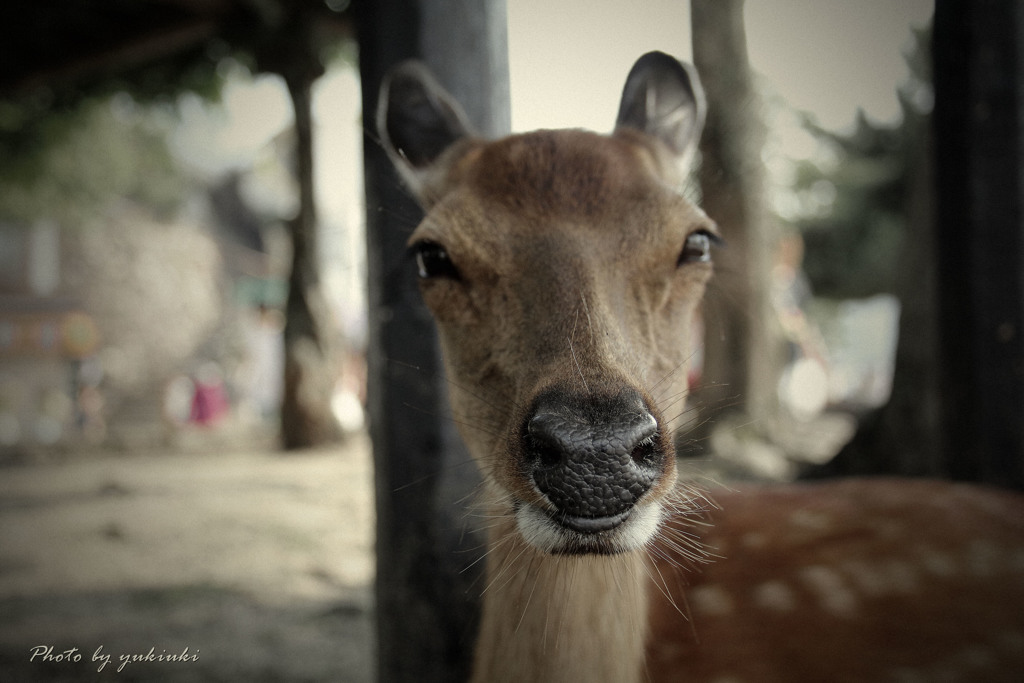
524;388;666;535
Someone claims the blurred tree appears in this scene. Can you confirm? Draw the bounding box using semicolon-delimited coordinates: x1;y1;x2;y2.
802;28;941;479
788;29;931;300
0;0;355;450
791;115;909;299
251;4;344;449
0;96;188;225
0;2;225;175
809;8;1024;492
690;0;786;444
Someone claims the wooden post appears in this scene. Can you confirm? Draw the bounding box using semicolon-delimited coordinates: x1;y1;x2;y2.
357;1;509;680
933;0;1024;490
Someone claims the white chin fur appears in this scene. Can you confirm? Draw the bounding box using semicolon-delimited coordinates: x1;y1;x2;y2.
516;502;663;555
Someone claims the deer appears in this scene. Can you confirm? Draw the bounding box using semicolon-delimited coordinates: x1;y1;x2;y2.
376;52;1024;683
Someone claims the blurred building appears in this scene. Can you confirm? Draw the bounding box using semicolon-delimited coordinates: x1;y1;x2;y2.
0;220;100;453
0;186;290;458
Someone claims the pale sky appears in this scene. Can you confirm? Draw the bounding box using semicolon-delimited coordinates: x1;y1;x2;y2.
175;1;936;210
507;0;692;132
170;1;935;317
508;0;934;133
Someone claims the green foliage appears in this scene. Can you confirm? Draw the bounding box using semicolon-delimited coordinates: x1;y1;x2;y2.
0;0;355;228
795;113;916;297
0;94;190;226
0;39;226;178
790;27;931;299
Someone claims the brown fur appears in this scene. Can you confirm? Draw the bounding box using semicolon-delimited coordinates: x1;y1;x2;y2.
473;517;650;683
648;479;1024;683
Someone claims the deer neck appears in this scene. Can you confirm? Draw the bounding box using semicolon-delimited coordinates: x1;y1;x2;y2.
472;513;651;683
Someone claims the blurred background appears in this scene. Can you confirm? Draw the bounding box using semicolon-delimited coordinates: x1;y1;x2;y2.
9;0;1023;681
0;0;930;461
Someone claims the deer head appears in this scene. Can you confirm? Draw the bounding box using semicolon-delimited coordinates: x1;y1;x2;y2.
378;52;715;557
375;52;1024;683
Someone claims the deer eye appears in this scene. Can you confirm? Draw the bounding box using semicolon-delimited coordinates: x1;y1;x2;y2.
411;240;461;280
677;230;720;266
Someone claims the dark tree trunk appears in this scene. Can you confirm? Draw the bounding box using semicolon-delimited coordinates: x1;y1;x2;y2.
253;3;342;451
690;0;783;441
279;64;342;450
931;0;1024;490
358;1;509;681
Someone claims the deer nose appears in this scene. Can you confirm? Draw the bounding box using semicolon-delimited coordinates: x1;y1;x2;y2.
525;389;664;526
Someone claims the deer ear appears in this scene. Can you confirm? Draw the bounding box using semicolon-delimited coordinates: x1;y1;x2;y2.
615;52;706;169
377;61;475;202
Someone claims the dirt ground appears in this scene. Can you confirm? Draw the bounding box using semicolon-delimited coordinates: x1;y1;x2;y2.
0;434;375;682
